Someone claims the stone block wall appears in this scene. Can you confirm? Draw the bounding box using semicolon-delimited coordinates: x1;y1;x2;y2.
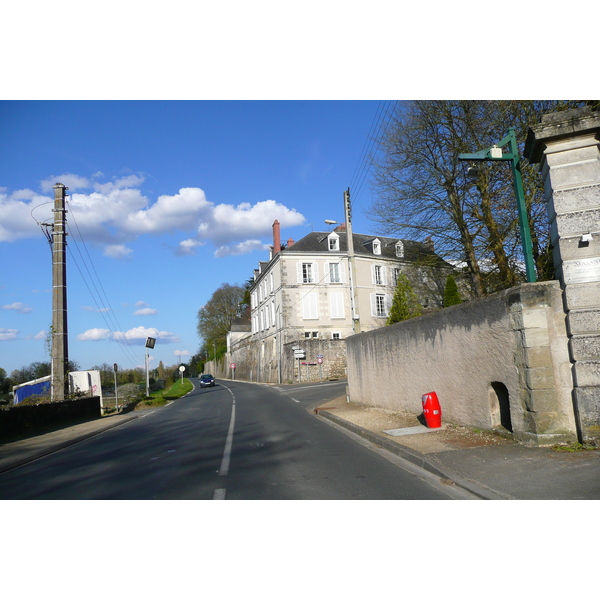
345;281;576;446
525;107;600;442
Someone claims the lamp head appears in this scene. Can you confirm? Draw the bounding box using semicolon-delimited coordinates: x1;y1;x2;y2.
324;219;337;225
466;164;481;180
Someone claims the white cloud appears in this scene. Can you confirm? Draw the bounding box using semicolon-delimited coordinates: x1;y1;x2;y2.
0;189;54;242
177;238;205;256
1;174;305;258
0;328;19;341
40;174;90;193
77;328;112;341
214;240;269;258
33;330;46;340
103;244;133;259
175;350;190;357
77;326;178;344
82;306;110;312
133;307;158;316
1;302;33;313
112;326;180;345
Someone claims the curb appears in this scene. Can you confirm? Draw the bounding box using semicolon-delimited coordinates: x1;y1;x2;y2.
0;415;138;475
316;409;508;500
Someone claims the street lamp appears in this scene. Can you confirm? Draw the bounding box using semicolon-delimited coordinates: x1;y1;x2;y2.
458;127;536;283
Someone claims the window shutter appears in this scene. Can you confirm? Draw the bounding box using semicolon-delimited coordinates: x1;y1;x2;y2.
330;292;345;319
385;294;392;316
297;262;303;284
302;292;318;320
370;293;377;317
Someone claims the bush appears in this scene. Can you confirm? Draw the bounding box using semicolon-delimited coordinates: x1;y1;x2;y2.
117;383;144;402
443;274;462;307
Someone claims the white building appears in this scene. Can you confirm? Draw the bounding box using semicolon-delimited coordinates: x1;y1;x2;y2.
249;220;453;348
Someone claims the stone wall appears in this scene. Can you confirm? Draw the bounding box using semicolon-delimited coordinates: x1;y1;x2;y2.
525;107;600;442
204;336;347;384
345;281;576;446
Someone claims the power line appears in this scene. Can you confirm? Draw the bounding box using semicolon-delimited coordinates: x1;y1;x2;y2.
348;100;399;213
65;200;140;368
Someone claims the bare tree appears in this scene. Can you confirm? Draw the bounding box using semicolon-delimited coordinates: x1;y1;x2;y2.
370;100;587;297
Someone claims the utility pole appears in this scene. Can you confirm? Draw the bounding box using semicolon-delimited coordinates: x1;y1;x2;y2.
51;183;69;402
344;188;361;334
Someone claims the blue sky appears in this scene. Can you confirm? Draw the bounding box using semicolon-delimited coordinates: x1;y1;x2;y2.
0;4;586;379
0;100;394;375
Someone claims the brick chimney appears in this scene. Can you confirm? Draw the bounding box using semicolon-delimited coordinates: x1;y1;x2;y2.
272;220;281;255
287;238;294;248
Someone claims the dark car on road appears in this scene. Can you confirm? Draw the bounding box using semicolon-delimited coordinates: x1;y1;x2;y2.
199;374;215;387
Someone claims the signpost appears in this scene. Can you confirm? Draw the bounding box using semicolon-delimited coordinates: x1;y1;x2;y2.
293;348;305;382
230;363;236;380
179;364;185;383
113;363;119;412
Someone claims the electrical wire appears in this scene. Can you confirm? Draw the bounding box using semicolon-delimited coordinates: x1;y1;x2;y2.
65;199;141;368
348;100;399;212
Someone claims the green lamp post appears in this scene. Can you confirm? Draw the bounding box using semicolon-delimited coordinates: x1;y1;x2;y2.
459;127;536;283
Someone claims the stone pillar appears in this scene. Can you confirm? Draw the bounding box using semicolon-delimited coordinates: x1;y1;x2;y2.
525;106;600;442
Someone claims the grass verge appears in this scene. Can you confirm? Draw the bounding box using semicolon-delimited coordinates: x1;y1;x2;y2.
138;378;193;408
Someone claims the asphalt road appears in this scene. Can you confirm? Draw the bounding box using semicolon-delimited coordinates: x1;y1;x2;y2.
0;379;469;499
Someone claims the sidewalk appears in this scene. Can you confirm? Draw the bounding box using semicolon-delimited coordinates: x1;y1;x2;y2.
0;412;138;475
314;396;600;500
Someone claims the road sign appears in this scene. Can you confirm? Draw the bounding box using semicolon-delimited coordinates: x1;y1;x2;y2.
317;357;323;364
230;363;236;369
294;352;305;358
179;365;185;372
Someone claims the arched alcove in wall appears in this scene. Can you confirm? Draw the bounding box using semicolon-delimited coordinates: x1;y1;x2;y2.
490;381;512;432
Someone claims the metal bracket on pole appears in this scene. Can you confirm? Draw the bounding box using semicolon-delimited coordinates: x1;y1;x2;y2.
458;128;536;283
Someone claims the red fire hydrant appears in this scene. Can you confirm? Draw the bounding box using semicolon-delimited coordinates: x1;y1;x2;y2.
422;392;442;428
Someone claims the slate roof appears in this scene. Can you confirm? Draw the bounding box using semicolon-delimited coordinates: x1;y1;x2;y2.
282;231;450;266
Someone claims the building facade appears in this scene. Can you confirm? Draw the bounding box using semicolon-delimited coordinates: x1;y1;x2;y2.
228;220;453;382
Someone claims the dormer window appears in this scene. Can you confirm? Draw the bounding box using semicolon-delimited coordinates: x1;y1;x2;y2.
372;239;381;255
395;241;404;258
328;232;340;251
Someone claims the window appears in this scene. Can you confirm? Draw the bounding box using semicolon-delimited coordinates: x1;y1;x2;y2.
269;272;274;293
302;292;318;319
395;241;404;258
303;263;313;283
329;292;345;319
373;239;381;255
328;262;341;283
392;268;401;287
304;331;318;338
297;262;317;284
332;332;341;340
271;300;276;327
328;233;339;251
373;264;387;286
371;293;389;317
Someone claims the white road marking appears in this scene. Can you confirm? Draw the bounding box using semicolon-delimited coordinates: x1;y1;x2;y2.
218;383;237;477
213;488;226;500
